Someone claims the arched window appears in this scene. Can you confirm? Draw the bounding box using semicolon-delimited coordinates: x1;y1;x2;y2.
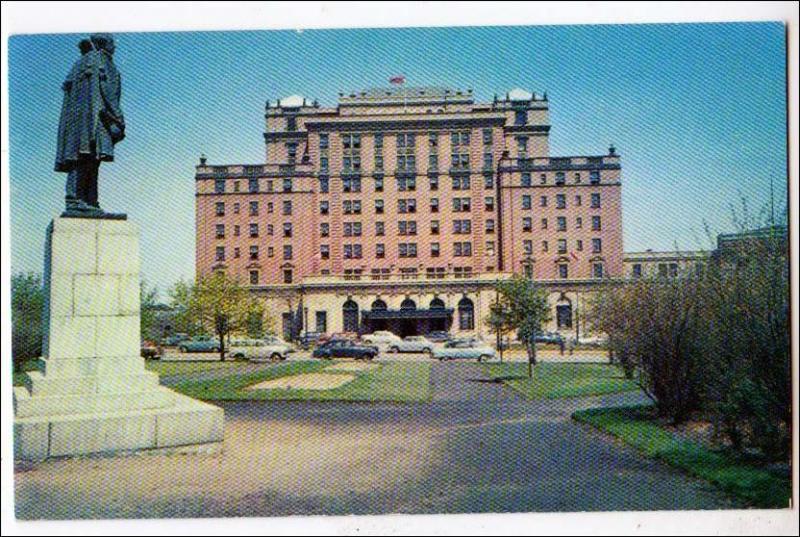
458;297;474;331
400;298;417;310
371;299;387;311
343;299;359;333
429;297;445;309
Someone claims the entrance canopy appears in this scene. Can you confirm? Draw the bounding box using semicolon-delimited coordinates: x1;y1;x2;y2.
362;307;454;320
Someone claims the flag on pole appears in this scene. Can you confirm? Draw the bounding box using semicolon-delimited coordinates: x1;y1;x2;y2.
389;75;405;85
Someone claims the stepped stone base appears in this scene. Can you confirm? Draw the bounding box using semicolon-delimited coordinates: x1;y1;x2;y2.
13;217;223;460
14;387;223;460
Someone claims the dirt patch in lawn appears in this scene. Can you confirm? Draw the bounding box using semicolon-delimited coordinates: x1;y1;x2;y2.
324;361;380;372
246;372;355;391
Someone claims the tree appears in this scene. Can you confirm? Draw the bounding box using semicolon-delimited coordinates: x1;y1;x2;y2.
494;276;551;377
485;287;514;363
11;272;44;372
140;279;160;342
168;278;201;336
183;272;265;361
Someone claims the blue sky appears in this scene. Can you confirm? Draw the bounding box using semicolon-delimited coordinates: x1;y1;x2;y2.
9;22;787;295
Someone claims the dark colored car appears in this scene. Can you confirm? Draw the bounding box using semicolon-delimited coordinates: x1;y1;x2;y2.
535;332;565;345
426;331;452;343
312;339;378;360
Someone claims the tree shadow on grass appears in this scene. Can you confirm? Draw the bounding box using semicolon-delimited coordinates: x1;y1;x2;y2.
468;376;529;384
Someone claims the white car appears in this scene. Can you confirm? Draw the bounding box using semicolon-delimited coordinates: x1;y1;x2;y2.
360;330;402;350
388;335;435;354
431;339;497;362
227;336;294;362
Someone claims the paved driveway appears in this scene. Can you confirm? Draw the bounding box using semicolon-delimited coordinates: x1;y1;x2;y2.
14;362;736;519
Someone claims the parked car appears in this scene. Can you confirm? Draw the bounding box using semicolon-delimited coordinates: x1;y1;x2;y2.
312;339;378;360
227;337;293;362
162;333;189;347
319;332;358;344
541;332;566;344
361;330;402;350
178;336;220;353
576;335;608;347
426;331;452;343
432;339;496;362
388;335;434;354
518;331;564;345
140;340;161;360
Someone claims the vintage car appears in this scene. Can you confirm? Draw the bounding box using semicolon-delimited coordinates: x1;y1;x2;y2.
227;336;294;362
360;330;402;350
178;336;220;353
431;338;497;362
388;335;435;354
312;339;378;360
162;333;189;347
426;330;452;343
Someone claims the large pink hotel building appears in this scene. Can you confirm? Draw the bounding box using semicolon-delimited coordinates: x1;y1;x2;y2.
196;86;629;339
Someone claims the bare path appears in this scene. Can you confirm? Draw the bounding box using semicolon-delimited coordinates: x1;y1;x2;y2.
15;362;736;519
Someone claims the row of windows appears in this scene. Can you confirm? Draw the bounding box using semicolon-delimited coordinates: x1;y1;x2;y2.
522;215;602;232
325;219;495;237
521;193;602;209
213;192;603;220
211;169;604;198
322;130;493;151
215;200;293;217
334;241;476;259
215;244;294;262
211;168;602;194
242;268;293;285
214;177;294;194
341;267;473;282
323;173;492;193
215;216;597;242
519;170;601;186
523;262;605;280
523;238;603;254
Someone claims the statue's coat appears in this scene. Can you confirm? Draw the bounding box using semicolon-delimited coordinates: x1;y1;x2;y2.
55;48;124;172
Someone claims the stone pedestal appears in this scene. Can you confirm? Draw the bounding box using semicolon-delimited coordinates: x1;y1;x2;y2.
14;217;223;460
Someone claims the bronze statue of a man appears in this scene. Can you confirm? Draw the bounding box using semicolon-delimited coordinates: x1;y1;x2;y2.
55;33;125;216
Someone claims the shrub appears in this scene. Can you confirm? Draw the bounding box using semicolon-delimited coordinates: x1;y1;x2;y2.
11;272;44;372
592;276;705;423
699;228;790;458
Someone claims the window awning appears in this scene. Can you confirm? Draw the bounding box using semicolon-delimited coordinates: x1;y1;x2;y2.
362;308;454;320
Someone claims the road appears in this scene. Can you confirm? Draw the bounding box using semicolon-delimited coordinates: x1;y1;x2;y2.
14;362;736;519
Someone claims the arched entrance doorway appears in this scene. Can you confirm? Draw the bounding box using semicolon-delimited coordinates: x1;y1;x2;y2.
342;299;359;333
370;299;388;331
428;297;447;332
556;296;573;330
399;298;417;337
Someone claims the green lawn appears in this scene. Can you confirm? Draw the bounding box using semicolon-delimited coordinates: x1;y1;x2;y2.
145;360;245;377
573;405;792;508
13;360;243;386
483;362;639;399
173;360;431;403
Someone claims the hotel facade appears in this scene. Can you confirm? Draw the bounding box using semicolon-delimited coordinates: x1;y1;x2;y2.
196;86;671;340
